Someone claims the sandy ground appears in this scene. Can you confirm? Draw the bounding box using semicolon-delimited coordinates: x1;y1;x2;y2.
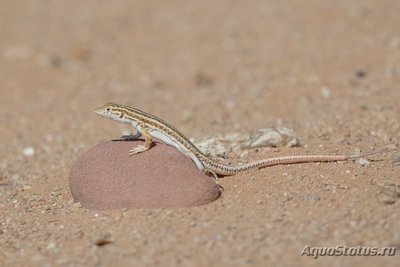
1;0;400;266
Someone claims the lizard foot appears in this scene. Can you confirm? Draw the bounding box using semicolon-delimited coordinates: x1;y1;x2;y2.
129;145;148;156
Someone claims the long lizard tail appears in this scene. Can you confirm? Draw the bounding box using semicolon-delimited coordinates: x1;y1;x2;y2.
207;148;389;176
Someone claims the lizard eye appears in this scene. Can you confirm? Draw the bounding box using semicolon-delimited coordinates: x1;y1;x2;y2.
106;108;110;112
119;112;124;118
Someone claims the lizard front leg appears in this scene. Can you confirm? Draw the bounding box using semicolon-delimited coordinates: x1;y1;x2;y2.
129;125;153;156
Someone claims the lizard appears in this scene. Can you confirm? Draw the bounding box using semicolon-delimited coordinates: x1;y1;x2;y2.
94;102;385;176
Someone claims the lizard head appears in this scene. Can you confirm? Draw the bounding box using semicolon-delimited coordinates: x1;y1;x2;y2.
94;102;129;123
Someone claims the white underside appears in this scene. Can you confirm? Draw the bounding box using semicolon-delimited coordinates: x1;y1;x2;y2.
134;123;205;171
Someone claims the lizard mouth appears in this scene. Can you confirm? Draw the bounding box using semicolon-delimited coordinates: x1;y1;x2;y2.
94;106;116;120
93;108;111;118
93;107;103;115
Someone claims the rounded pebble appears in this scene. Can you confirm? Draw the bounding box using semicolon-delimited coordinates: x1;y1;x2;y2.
69;141;220;210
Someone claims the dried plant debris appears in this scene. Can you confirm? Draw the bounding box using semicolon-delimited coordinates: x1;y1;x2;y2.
241;127;300;149
94;239;113;247
194;127;300;158
194;135;232;159
94;234;113;247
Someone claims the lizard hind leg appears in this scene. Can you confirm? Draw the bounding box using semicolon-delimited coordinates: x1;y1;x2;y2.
204;169;224;192
129;125;153;156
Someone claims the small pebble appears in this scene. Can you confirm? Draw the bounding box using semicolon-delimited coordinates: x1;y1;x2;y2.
22;147;35;157
356;158;370;167
22;185;32;191
356;69;366;78
393;155;400;165
46;242;56;250
320;87;331;98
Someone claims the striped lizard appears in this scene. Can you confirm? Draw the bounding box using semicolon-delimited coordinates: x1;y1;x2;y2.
94;102;384;176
